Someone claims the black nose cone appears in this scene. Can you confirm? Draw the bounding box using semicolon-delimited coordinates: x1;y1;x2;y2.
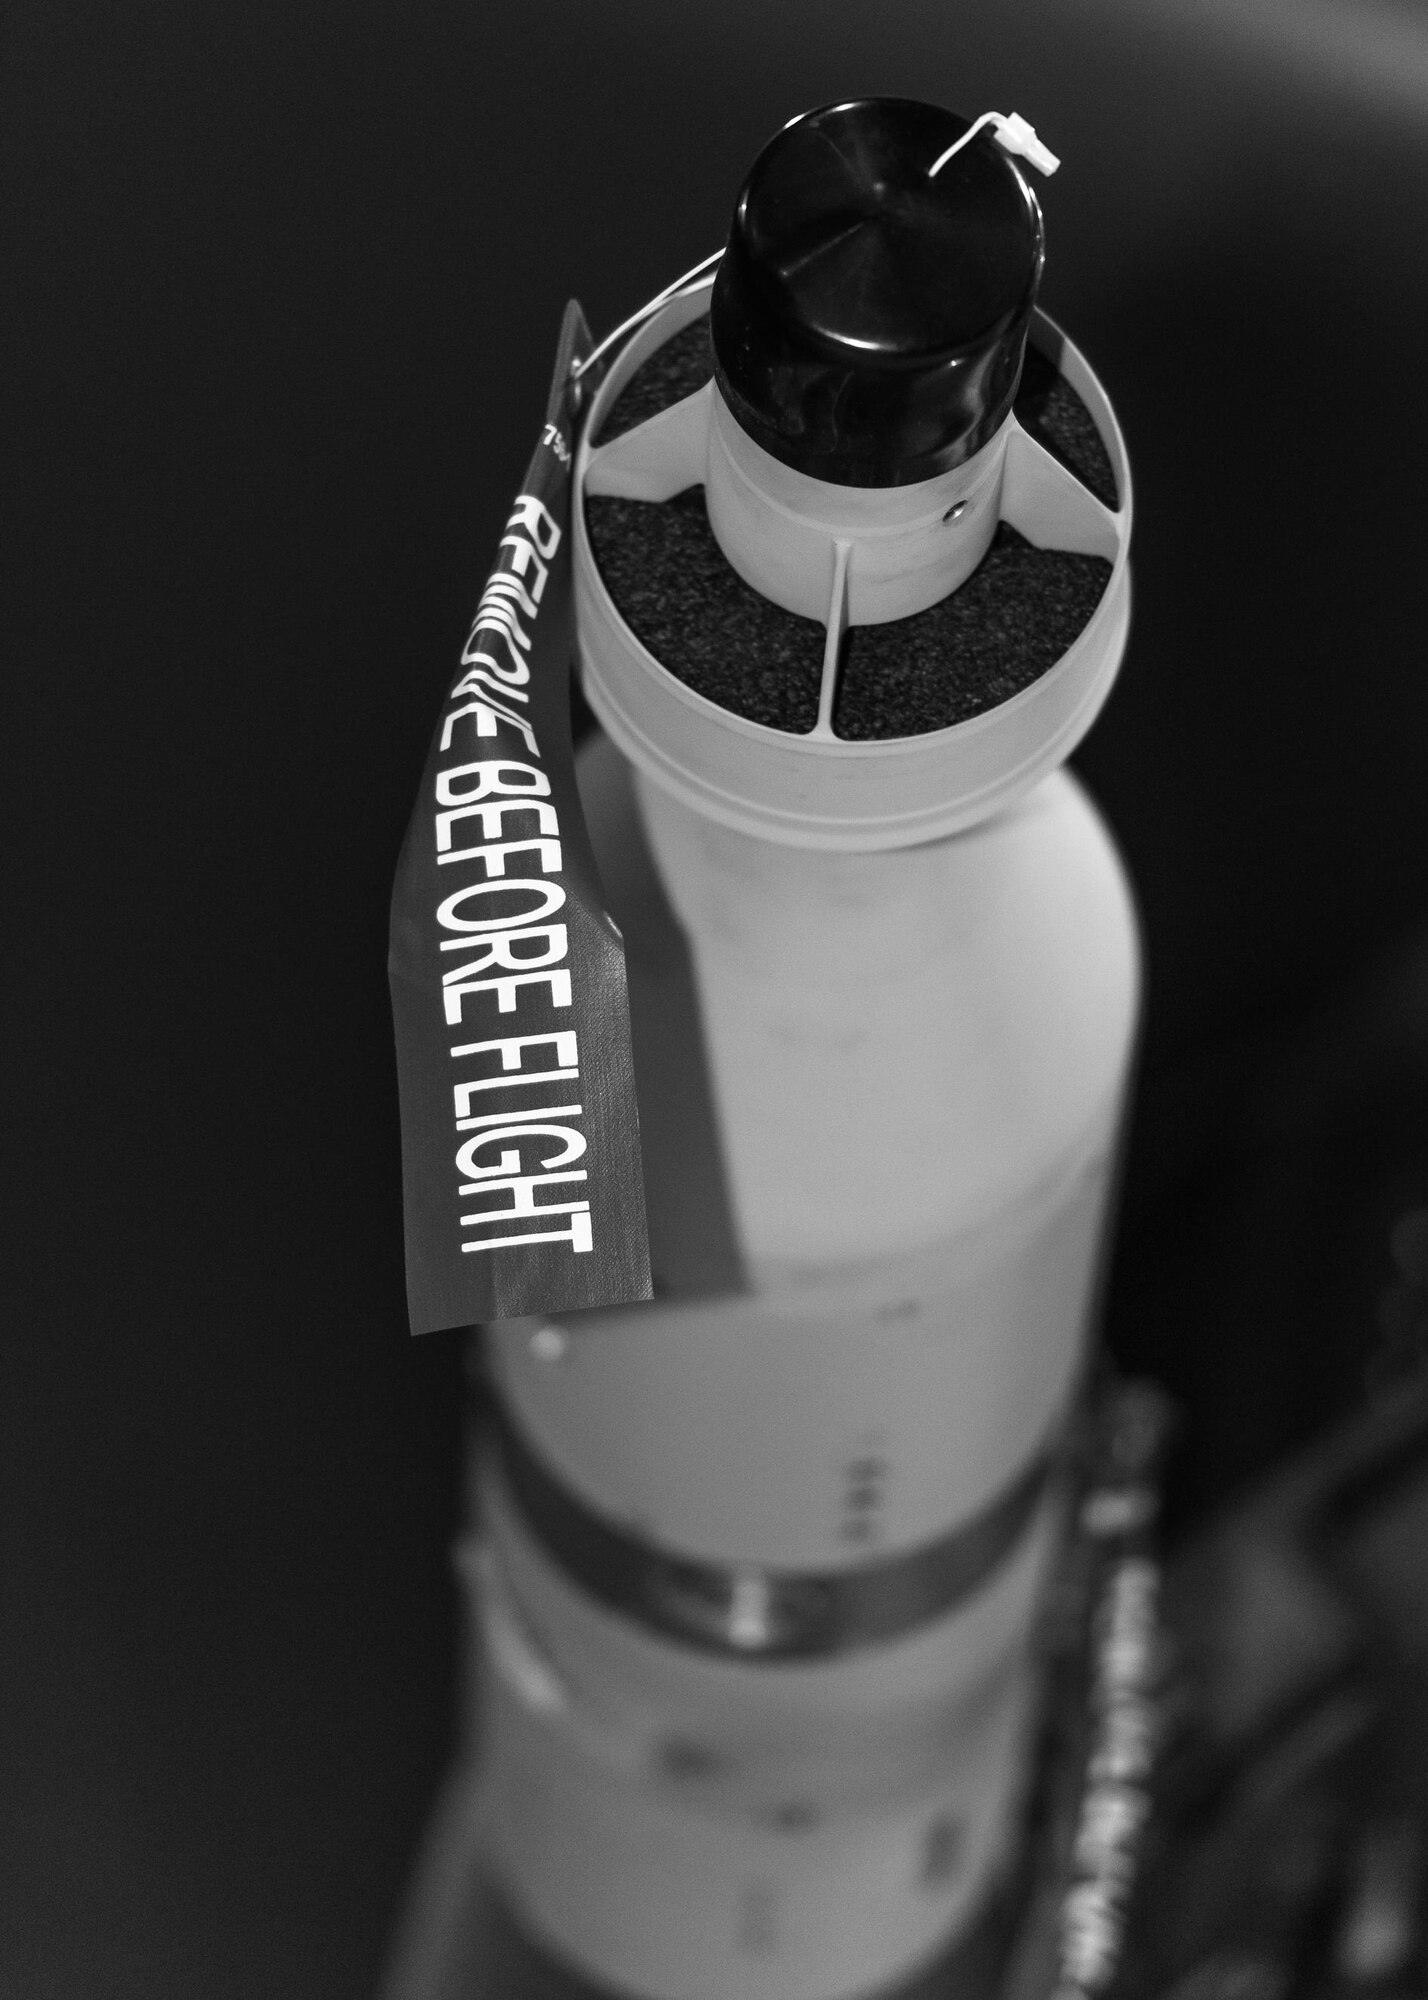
711;98;1045;488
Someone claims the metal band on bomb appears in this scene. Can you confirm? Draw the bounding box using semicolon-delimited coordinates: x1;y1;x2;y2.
490;1402;1058;1659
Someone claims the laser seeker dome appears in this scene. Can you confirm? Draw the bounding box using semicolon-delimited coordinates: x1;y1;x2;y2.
711;99;1045;487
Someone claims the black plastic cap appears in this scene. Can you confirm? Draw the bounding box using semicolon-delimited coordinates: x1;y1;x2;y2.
710;99;1045;488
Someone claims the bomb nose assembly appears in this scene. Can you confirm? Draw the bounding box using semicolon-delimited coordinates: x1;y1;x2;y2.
578;99;1129;846
712;97;1045;488
387;96;1144;2000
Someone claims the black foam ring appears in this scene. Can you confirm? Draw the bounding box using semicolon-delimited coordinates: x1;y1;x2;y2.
586;318;1115;739
834;532;1110;739
592;319;717;447
586;488;825;733
1013;344;1118;512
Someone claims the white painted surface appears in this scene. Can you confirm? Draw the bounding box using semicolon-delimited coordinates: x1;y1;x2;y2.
477;1571;1036;2000
489;740;1137;1565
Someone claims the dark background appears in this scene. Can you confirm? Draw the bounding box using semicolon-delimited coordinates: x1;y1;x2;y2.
6;2;1428;1993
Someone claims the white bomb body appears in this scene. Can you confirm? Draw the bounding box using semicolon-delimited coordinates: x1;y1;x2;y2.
421;98;1140;2000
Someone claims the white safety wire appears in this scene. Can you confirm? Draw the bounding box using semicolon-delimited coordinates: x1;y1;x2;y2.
570;248;722;383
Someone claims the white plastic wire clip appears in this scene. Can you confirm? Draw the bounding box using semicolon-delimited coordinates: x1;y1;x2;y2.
928;110;1060;180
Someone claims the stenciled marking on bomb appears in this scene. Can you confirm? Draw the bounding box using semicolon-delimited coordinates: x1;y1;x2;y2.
388;302;651;1335
1056;1554;1159;1996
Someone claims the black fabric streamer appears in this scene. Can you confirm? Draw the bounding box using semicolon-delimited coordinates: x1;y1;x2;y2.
389;303;651;1335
